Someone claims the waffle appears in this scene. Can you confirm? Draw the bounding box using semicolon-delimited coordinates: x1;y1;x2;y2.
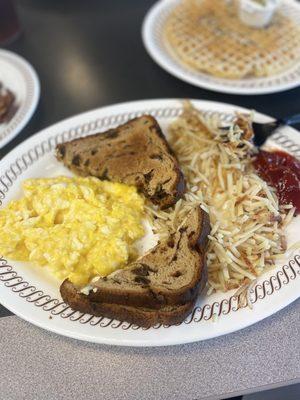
163;0;300;79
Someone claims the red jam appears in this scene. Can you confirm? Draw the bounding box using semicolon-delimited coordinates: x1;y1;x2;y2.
253;150;300;214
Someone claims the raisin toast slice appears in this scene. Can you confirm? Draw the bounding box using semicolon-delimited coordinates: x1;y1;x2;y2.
61;207;210;313
60;279;196;328
56;115;185;209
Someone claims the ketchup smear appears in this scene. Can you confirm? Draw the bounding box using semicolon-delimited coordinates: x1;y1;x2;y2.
253;150;300;215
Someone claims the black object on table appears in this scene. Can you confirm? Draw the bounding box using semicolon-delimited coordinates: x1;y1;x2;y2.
0;0;299;314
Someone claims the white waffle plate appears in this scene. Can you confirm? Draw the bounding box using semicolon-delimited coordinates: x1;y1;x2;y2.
0;50;40;148
142;0;300;95
0;99;299;346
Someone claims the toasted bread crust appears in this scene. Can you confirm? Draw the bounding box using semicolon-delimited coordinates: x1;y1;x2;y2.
60;279;196;328
195;209;211;251
56;115;185;209
62;207;209;321
86;207;210;308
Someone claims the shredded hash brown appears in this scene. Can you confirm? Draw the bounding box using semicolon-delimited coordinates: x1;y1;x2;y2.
146;102;295;293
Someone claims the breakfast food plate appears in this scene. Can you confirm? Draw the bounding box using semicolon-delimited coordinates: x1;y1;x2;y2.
142;0;300;95
0;98;299;346
0;49;40;148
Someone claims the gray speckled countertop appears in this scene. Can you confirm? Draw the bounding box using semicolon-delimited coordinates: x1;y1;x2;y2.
1;298;299;400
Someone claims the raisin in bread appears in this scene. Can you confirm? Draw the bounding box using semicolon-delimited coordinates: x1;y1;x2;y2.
60;279;196;328
60;207;210;327
56;115;185;209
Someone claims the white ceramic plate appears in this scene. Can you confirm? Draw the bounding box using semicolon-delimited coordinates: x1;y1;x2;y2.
0;49;40;148
142;0;300;95
0;99;299;347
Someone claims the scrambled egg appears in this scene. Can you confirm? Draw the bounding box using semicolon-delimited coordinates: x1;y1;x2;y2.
0;176;145;286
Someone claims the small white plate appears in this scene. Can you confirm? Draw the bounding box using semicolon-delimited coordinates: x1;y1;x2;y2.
0;49;40;148
142;0;300;95
0;99;299;346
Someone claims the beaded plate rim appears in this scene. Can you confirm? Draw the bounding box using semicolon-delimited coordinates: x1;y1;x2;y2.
0;99;299;345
